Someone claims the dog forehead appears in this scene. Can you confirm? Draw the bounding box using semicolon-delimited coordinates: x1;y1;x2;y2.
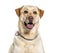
21;5;38;11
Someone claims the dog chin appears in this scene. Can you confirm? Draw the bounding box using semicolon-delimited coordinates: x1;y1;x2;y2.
24;22;35;29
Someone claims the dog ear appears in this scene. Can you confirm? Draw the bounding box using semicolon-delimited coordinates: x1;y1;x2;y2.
15;6;23;17
38;9;44;18
15;8;20;17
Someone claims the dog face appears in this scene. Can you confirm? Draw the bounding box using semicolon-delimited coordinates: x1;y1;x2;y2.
15;5;44;30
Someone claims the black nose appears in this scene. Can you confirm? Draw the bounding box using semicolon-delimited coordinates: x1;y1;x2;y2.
28;16;33;21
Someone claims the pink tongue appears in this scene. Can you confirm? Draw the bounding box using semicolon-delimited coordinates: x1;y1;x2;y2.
26;24;34;29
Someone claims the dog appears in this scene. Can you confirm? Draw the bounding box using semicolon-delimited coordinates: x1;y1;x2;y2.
9;5;44;53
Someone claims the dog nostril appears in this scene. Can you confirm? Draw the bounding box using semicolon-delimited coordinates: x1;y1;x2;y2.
28;16;33;21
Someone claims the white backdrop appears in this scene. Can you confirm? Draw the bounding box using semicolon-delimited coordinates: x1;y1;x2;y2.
0;0;60;53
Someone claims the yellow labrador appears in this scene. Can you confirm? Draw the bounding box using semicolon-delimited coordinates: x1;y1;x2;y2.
9;5;44;53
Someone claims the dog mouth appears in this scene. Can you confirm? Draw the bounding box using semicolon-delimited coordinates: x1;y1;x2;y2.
24;22;34;29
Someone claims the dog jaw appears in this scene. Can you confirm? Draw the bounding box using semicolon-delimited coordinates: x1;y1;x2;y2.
18;20;39;39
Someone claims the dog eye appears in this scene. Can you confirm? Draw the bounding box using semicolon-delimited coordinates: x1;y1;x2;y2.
24;10;28;14
33;11;37;14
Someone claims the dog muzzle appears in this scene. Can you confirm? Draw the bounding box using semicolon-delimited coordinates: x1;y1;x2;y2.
24;16;35;29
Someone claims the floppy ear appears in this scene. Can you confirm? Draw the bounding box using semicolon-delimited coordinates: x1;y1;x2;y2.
15;8;20;17
15;6;23;17
39;9;44;18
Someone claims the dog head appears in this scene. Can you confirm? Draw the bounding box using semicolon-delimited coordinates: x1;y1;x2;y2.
15;5;44;30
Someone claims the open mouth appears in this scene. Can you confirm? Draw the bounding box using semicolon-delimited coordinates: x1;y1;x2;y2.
24;22;34;29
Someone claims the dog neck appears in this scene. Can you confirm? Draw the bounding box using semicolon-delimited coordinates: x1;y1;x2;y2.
15;31;38;41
